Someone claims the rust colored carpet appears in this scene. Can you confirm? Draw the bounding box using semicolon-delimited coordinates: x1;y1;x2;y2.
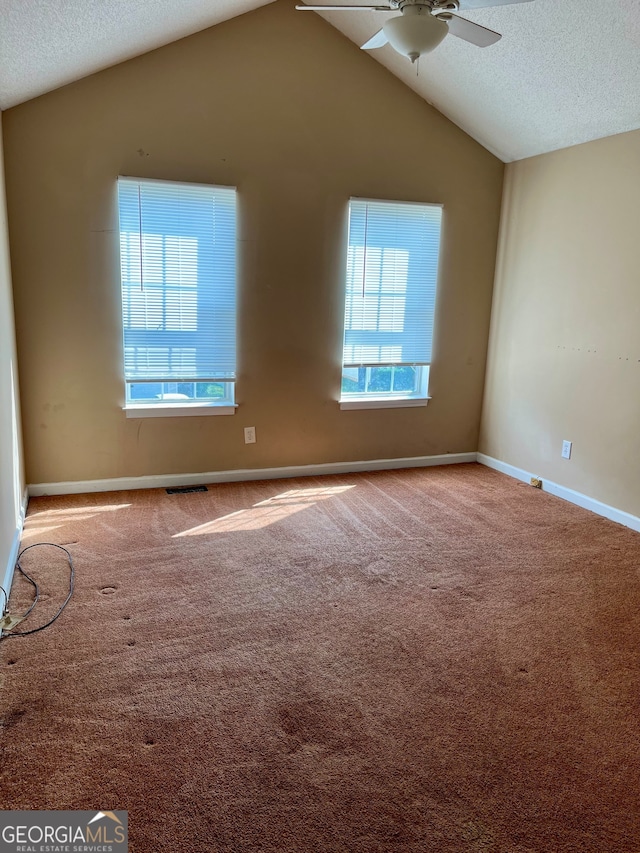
1;463;640;852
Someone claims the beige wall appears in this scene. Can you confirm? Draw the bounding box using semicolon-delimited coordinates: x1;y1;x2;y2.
0;111;25;592
480;129;640;517
4;0;503;486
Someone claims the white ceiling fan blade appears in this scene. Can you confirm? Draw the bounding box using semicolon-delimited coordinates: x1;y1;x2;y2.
361;28;389;50
456;0;532;8
295;4;392;10
445;13;501;46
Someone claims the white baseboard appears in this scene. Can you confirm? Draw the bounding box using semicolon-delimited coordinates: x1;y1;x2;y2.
478;453;640;533
476;454;532;485
28;452;477;497
1;489;29;614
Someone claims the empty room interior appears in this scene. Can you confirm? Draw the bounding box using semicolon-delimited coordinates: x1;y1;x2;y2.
1;0;639;850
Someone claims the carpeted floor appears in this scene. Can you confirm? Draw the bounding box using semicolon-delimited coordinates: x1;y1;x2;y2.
1;463;640;851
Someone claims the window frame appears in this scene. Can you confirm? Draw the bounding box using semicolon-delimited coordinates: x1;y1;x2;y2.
117;176;238;418
339;365;430;410
339;197;442;411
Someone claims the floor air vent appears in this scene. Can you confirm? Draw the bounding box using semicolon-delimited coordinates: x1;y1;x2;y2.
166;485;208;495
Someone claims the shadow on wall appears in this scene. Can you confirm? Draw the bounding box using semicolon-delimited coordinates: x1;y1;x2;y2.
11;362;21;522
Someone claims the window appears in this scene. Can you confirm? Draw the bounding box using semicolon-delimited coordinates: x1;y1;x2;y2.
340;198;442;410
117;177;237;416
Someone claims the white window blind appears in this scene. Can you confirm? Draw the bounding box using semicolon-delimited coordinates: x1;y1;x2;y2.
117;177;237;384
343;198;442;367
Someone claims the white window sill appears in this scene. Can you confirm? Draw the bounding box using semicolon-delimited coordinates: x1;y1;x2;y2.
124;403;237;419
339;397;430;411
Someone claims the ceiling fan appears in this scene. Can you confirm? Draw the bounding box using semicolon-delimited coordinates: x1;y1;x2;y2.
295;0;533;63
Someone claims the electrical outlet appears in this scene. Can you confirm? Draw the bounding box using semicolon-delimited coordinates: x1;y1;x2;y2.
562;440;572;460
244;426;256;444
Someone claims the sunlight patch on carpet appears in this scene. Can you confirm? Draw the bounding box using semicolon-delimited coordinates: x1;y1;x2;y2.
23;504;132;538
173;485;355;536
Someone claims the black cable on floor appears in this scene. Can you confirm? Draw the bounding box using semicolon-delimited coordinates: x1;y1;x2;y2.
0;543;75;641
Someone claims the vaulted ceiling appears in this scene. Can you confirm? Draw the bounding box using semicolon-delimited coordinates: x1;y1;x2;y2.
1;0;638;162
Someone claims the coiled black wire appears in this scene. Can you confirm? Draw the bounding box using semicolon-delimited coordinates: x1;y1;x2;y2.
0;543;74;641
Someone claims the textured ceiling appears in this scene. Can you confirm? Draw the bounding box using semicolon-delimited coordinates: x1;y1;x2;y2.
0;0;638;162
0;0;275;110
315;0;640;160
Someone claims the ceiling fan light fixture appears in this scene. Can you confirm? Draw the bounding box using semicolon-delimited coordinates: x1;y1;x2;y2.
383;8;448;62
